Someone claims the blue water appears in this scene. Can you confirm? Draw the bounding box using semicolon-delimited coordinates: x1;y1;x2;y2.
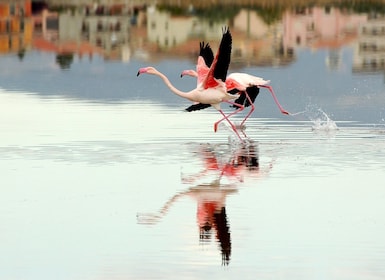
1;12;385;280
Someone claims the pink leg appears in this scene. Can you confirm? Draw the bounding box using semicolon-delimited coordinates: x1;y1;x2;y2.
259;85;289;115
240;92;255;127
214;110;243;141
213;101;244;129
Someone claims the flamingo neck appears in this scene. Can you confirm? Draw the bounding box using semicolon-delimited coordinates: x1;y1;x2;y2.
154;70;195;101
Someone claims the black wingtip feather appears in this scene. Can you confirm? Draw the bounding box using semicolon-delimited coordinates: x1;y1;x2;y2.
246;86;260;105
199;41;214;67
213;26;232;82
230;86;260;109
185;103;212;112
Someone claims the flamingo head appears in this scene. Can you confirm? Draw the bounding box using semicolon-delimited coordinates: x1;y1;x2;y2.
137;66;156;76
180;69;197;78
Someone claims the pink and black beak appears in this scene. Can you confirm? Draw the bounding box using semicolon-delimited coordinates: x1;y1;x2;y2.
137;67;147;76
180;70;188;78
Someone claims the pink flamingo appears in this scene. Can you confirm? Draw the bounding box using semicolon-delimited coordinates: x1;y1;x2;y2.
137;27;243;140
181;44;289;129
180;42;249;131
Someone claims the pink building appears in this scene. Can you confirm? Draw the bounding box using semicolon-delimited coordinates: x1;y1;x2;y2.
282;6;367;50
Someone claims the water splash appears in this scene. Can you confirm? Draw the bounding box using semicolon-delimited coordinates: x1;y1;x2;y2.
289;105;338;132
308;107;338;132
137;212;162;225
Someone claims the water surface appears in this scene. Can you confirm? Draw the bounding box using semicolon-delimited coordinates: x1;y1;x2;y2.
1;3;385;279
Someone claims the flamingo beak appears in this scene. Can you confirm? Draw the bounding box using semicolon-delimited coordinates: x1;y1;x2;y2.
137;67;147;76
180;70;188;78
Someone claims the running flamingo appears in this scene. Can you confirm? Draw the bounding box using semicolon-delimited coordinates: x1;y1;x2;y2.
137;27;243;140
181;43;289;129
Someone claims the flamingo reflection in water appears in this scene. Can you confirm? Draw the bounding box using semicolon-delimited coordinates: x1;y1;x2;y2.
182;139;263;185
137;140;274;265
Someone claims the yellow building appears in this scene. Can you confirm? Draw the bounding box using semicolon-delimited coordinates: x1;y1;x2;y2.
0;0;33;54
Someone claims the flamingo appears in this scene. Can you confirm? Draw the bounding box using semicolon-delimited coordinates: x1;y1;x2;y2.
181;42;249;131
181;44;289;129
137;27;243;140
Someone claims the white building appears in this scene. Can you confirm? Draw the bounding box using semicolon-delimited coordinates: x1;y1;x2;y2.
59;9;131;59
146;6;227;49
353;14;385;73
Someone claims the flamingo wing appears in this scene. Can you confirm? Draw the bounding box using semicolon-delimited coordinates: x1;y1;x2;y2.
244;86;260;107
185;28;232;112
185;103;212;112
199;42;214;67
202;27;232;89
213;27;232;82
196;42;213;84
230;86;260;108
196;57;209;85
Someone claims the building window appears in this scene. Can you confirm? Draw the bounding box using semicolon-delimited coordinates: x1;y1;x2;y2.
10;3;15;15
6;20;10;33
96;37;102;47
115;21;121;31
82;21;88;32
97;21;103;32
296;35;301;45
307;22;315;31
20;19;24;32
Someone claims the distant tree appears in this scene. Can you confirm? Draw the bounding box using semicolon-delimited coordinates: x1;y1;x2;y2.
195;5;240;22
17;49;26;61
56;53;74;70
336;1;385;14
253;5;284;25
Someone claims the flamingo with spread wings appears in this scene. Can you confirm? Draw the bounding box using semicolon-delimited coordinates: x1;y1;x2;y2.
137;27;243;140
181;42;289;129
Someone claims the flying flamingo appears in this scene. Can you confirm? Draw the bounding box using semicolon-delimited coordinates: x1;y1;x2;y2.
137;27;243;140
180;42;250;131
181;44;289;129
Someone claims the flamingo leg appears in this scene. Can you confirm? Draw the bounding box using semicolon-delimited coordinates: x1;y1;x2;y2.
215;109;243;141
214;101;244;129
240;92;255;127
259;85;290;115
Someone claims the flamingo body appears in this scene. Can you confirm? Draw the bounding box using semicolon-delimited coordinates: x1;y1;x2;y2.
226;73;270;91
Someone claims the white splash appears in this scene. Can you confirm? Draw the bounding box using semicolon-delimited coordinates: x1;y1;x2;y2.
310;108;338;132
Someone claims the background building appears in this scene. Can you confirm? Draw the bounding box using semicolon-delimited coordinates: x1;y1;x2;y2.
0;0;33;54
353;14;385;73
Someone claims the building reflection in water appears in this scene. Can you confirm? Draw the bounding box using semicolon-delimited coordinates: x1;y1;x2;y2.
32;2;143;64
354;13;385;73
0;0;33;57
145;3;385;74
4;2;385;74
137;140;272;265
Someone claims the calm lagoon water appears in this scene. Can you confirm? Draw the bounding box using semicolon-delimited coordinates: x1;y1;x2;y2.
1;10;385;280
